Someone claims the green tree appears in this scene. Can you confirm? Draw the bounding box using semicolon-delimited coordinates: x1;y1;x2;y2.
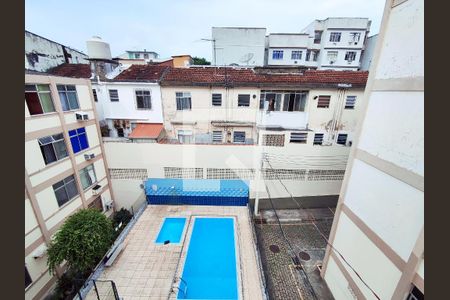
47;209;114;276
192;56;211;65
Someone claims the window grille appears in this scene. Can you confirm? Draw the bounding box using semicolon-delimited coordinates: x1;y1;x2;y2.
164;167;203;179
109;168;148;180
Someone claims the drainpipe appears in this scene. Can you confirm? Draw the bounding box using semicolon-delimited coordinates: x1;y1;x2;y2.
253;129;263;216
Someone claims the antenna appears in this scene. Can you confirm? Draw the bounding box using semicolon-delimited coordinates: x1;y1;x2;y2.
239;53;254;66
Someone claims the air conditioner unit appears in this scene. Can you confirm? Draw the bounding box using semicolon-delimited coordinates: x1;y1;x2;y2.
32;246;47;259
101;196;113;212
329;61;335;64
84;153;95;160
92;184;102;195
76;112;89;121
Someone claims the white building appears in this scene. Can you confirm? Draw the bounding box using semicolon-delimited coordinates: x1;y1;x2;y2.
212;27;267;66
360;34;378;71
25;71;115;300
301;17;371;70
25;31;89;72
91;64;167;139
117;50;160;62
321;0;424;299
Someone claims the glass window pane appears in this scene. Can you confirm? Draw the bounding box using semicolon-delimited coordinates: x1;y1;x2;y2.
80;170;91;190
67;92;79;109
77;128;86;134
66;85;76;91
53;140;68;160
40;144;57;165
79;133;89;150
57;85;65;91
70;136;81;153
25;92;43;115
25;85;36;92
59;92;70;111
39;92;55;113
36;84;50;92
55;187;69;206
68;129;77;137
65;180;79;200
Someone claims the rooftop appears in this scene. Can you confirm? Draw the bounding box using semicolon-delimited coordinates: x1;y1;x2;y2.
47;63;91;79
113;65;169;82
128;123;164;139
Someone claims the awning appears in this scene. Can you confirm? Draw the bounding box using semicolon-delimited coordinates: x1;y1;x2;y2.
128;123;163;139
145;178;249;206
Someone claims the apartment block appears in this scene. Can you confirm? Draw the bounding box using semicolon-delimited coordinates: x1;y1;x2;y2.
25;72;115;300
321;0;424;299
301;17;371;70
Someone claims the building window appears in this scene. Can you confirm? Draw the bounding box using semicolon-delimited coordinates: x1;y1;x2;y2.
212;131;223;143
337;134;348;145
38;133;68;165
135;90;152;109
25;266;32;289
25;84;55;115
233;131;246;143
345;96;356;109
313;133;324;145
176;92;192;110
349;32;361;43
117;128;124;137
68;127;89;153
407;286;424;300
327;51;338;64
291;51;302;60
80;164;97;190
314;31;322;44
144;53;149;59
317;95;331;108
109;89;119;102
272;50;284;60
345;51;357;62
212;93;222;106
312;50;319;62
57;85;79;111
178;130;193;144
282;92;307;112
262;134;285;147
329;32;341;42
306;50;311;61
92;89;98;102
53;175;79;207
134;53;140;58
238;94;250;107
290;132;308;143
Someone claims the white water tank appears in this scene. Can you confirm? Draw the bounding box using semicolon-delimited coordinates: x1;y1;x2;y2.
86;36;112;60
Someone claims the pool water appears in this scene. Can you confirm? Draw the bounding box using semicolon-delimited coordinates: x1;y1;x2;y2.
155;217;186;244
178;218;238;299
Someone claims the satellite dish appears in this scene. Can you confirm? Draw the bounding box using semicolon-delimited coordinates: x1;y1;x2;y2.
239;53;254;65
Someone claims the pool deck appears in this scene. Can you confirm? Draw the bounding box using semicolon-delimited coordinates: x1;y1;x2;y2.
86;205;266;300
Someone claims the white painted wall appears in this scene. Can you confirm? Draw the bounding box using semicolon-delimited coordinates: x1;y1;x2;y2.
324;0;424;298
360;35;378;71
212;27;266;66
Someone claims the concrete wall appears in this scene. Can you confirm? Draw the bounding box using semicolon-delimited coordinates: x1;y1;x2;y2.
323;0;424;299
103;139;352;211
25;31;89;72
360;35;378;71
212;27;266;66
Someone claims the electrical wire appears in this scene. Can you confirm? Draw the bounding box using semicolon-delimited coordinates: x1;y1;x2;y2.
263;157;382;300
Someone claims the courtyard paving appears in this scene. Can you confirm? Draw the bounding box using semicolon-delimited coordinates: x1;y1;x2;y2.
254;208;335;300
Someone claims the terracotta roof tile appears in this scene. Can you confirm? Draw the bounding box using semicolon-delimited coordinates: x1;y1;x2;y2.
47;63;91;78
160;67;369;88
128;123;163;139
114;65;169;81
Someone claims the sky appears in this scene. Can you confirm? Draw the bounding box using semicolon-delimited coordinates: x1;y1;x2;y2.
25;0;385;61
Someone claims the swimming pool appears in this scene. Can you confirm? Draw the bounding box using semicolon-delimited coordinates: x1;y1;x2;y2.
155;217;186;244
178;217;238;300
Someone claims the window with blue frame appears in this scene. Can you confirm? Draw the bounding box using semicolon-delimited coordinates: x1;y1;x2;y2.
272;50;283;60
68;127;89;153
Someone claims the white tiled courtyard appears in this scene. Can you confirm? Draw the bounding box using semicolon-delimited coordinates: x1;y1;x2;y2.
86;205;266;300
